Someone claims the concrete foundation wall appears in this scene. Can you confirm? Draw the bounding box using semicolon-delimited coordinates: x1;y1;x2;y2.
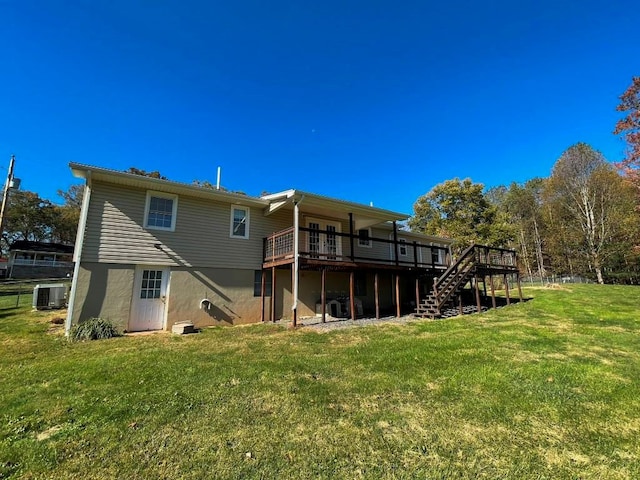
71;263;135;331
71;262;427;331
167;268;263;327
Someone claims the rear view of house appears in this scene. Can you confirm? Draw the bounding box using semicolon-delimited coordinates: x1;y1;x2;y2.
65;164;457;334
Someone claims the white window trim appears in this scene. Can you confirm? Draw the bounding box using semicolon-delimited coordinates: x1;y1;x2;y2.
398;238;408;256
144;191;178;232
388;234;409;258
230;205;250;239
357;228;372;248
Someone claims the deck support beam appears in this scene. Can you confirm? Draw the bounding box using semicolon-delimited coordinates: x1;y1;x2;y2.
349;271;356;320
489;274;496;309
374;272;380;320
260;270;266;322
292;267;297;327
504;273;511;306
395;274;401;318
474;275;482;313
271;266;276;322
517;273;523;302
321;268;326;323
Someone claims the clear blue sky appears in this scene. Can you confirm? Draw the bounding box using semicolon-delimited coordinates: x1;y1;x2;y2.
1;1;638;213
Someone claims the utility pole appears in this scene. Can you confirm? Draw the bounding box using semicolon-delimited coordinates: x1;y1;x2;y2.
0;155;15;257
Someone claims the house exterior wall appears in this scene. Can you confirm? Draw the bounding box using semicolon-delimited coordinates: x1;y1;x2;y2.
72;263;135;330
167;267;265;327
69;175;451;331
82;181;292;269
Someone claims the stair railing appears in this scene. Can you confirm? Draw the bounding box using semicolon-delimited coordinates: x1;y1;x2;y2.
432;244;478;310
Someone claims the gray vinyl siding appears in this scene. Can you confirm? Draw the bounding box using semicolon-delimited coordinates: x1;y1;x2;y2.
82;182;292;269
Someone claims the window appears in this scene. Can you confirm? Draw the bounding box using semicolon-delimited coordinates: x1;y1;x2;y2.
145;192;178;231
140;269;163;299
431;247;442;265
357;228;371;247
230;205;250;239
399;239;408;256
253;270;272;296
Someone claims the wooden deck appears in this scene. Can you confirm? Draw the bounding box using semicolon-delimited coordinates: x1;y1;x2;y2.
263;226;450;272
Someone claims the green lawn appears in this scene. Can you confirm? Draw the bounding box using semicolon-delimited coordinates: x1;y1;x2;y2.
1;284;639;479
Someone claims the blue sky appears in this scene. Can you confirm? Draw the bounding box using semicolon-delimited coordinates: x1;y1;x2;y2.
1;1;638;214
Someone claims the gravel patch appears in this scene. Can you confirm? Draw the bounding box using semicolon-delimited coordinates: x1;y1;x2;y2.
281;314;431;332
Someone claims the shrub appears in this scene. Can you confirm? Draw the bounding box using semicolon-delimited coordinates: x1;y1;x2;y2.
70;317;121;342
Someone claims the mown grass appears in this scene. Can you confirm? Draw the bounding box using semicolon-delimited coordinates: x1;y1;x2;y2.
1;284;639;479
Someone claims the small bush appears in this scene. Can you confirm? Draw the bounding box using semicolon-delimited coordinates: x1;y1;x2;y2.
70;317;121;342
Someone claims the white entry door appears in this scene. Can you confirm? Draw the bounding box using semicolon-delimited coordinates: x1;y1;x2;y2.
130;266;169;331
307;219;342;259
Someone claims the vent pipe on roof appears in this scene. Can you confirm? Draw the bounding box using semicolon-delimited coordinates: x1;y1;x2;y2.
216;167;221;190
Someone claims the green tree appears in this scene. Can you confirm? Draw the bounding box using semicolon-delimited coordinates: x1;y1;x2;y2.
408;178;513;252
2;190;55;250
502;179;548;281
49;184;84;244
545;143;638;284
125;167;167;179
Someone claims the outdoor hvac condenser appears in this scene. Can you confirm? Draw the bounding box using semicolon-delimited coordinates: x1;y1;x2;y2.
32;284;67;310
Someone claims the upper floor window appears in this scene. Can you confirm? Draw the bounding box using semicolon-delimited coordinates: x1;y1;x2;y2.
230;205;250;239
399;239;408;256
357;228;371;247
145;192;178;231
431;246;443;265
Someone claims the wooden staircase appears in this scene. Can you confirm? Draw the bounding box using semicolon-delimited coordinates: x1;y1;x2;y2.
416;244;477;318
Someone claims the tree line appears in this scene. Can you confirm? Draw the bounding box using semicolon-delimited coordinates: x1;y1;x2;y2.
409;76;640;284
1;184;83;253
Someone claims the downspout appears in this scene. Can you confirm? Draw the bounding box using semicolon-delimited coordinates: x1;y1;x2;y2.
65;173;92;336
292;195;305;324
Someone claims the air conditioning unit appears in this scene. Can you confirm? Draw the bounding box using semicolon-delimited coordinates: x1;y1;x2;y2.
33;284;67;310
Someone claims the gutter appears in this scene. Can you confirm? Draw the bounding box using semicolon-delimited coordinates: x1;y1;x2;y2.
65;173;92;336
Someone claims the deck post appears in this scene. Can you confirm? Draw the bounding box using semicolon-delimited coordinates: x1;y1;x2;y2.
517;273;523;302
413;241;418;267
415;276;420;313
458;293;463;316
349;271;356;320
349;213;355;261
374;272;380;320
474;275;482;313
271;266;276;322
392;221;399;266
489;273;496;309
504;273;511;305
292;267;297;327
395;274;401;317
321;268;326;323
260;270;266;322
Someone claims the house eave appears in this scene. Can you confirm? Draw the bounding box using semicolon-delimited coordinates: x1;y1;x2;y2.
261;189;408;223
70;163;269;207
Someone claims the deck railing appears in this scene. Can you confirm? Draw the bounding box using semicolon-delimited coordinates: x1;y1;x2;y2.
264;226;450;269
11;259;74;268
474;245;516;268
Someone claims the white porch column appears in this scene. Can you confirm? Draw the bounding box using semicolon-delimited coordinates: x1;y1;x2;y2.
292;199;300;325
